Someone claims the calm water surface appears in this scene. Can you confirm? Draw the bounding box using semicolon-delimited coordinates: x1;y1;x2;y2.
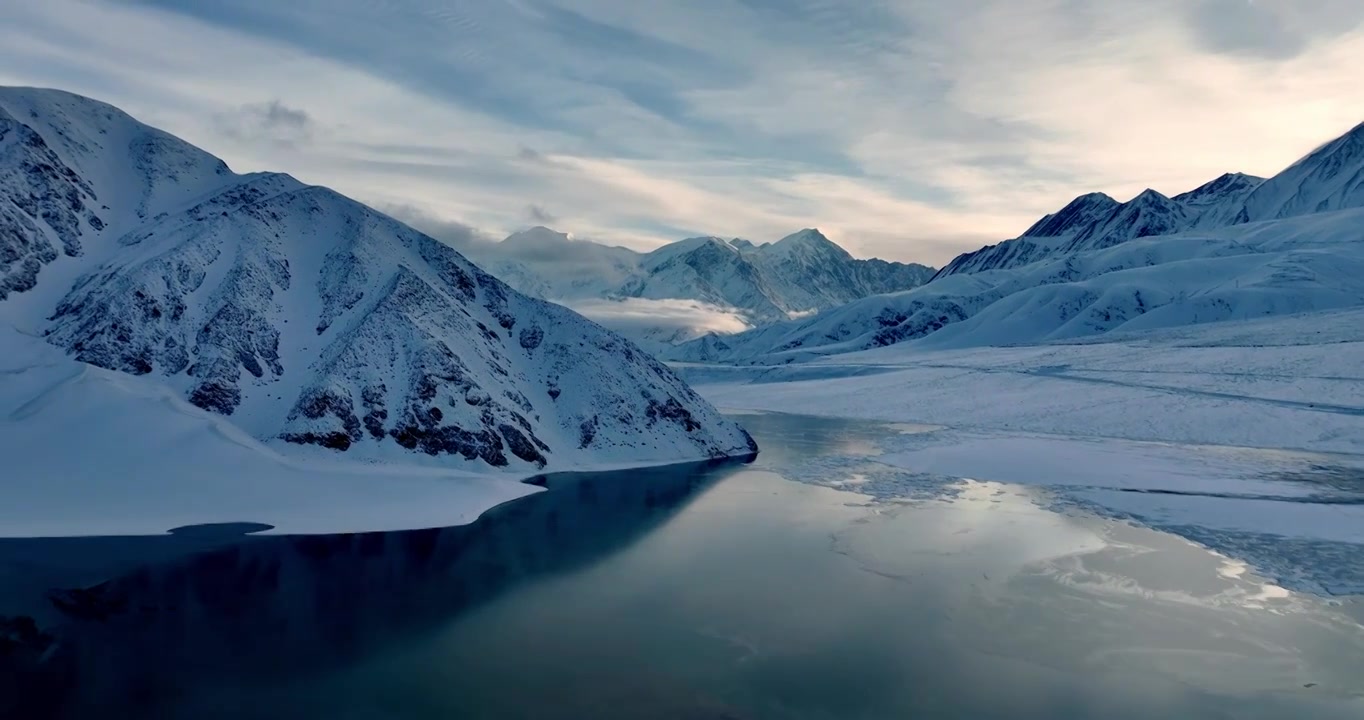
3;412;1363;719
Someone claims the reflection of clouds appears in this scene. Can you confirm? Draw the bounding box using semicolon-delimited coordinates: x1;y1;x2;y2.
567;297;752;338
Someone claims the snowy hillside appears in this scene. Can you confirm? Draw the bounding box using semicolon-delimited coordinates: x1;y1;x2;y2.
672;120;1364;364
453;225;936;347
1236;121;1364;223
0;87;755;486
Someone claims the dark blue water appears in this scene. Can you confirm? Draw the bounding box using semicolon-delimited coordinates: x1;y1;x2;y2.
3;413;1362;719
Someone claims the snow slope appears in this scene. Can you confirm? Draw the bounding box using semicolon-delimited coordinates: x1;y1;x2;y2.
682;307;1364;454
454;226;936;347
1236;121;1364;223
0;86;756;526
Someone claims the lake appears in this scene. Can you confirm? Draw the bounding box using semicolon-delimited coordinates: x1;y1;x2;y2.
3;412;1363;719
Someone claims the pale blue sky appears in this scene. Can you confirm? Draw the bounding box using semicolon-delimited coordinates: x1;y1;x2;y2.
3;0;1362;263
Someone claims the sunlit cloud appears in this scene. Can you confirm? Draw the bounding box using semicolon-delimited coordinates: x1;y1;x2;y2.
1;0;1361;266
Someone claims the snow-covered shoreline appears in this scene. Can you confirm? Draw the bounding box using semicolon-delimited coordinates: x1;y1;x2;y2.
683;308;1364;455
0;326;753;538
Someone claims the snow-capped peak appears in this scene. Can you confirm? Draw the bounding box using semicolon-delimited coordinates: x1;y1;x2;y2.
1173;172;1265;229
1129;188;1171;204
1173;172;1265;205
641;235;739;268
764;228;853;261
1021;192;1120;239
502;225;573;247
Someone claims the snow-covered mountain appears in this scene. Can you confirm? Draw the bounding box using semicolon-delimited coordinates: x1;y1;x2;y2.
452;225;936;347
670;120;1364;364
471;226;640;301
1235;121;1364;223
932;188;1192;279
933;122;1364;282
0;87;755;473
1172;172;1265;229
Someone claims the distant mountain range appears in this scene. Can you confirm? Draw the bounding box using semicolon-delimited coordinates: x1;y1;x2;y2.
932;122;1364;280
670;119;1364;363
0;87;755;470
452;226;936;349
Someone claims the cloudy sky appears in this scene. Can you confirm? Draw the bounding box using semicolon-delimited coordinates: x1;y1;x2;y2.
4;0;1362;265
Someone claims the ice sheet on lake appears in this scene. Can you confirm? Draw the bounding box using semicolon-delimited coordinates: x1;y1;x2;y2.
694;319;1364;595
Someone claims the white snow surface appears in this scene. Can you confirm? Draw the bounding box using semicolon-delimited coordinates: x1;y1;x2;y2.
0;327;537;537
0;87;756;536
686;308;1364;453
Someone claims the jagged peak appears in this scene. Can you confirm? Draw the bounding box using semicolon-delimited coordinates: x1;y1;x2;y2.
502;225;571;246
1127;188;1177;205
1021;192;1120;238
763;227;847;256
1068;191;1120;207
773;228;829;245
1172;172;1265;204
660;235;733;252
642;235;739;267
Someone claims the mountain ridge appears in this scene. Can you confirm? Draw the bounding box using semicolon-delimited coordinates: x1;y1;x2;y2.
933;119;1364;281
0;86;755;471
450;223;937;347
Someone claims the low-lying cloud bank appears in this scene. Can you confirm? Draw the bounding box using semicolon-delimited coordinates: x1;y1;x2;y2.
566;297;752;340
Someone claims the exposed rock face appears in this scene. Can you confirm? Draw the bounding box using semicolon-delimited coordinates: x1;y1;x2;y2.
0;87;756;471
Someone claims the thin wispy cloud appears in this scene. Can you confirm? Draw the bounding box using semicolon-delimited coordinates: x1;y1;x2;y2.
2;0;1361;264
215;99;315;146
